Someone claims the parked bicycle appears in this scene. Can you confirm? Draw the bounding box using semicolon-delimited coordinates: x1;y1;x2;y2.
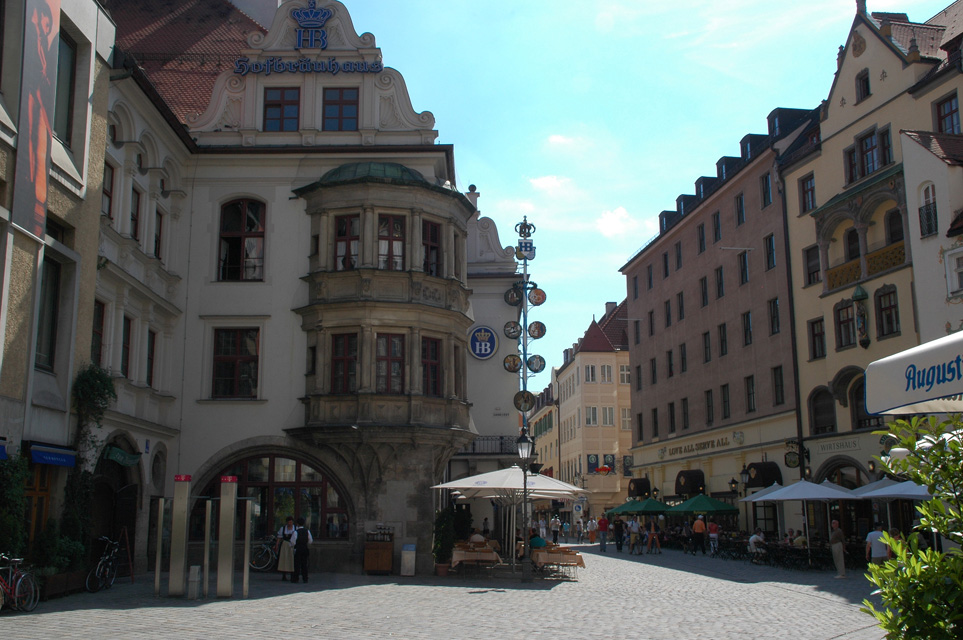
0;554;39;613
85;536;120;593
249;533;278;571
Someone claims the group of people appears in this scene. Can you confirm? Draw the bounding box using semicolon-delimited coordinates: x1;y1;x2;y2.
275;516;314;583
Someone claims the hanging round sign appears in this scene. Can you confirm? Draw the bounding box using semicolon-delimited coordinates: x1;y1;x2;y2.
526;355;546;373
468;326;497;360
513;390;536;412
528;288;547;306
528;321;546;339
504;286;523;306
503;354;522;373
504;321;522;339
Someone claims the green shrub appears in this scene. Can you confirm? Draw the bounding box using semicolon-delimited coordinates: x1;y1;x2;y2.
862;416;963;639
0;454;29;556
432;506;455;564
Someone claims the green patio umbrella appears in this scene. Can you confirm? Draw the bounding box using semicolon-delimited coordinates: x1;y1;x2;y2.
606;498;668;516
664;494;738;515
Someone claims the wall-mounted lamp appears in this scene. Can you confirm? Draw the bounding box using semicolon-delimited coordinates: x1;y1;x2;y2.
868;460;876;473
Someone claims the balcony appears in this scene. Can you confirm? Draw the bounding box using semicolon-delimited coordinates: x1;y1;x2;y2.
456;435;519;455
825;241;905;291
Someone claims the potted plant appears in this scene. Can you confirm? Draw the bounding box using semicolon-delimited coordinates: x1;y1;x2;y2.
432;506;456;576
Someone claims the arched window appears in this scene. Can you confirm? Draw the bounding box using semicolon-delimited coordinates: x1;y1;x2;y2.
850;380;883;430
886;210;903;244
219;199;265;281
810;388;836;435
194;455;348;541
845;228;860;262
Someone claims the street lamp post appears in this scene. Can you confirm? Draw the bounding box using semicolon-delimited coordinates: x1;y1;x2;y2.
517;431;533;583
739;464;750;531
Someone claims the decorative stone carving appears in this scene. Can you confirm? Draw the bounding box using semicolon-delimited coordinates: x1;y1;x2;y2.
217;98;242;130
379;95;405;130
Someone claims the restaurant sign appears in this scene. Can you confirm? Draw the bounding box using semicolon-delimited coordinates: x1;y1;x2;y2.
816;438;860;454
661;435;731;459
234;1;384;76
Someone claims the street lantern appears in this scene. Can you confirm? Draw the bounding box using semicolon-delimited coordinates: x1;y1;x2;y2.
740;464;750;486
516;432;532;460
728;477;739;494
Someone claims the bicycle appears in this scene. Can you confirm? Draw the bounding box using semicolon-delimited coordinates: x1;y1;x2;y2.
249;533;278;571
85;537;120;593
0;554;39;612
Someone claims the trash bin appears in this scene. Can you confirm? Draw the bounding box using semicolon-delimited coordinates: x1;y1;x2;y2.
400;544;416;576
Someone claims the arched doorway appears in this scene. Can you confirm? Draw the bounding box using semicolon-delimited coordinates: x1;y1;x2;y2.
91;439;142;568
191;453;350;542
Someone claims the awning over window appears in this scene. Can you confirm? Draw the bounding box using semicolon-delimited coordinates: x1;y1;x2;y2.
675;469;705;496
628;477;651;498
746;461;783;488
28;442;77;467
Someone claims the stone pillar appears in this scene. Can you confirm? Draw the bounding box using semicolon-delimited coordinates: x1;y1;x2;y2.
409;328;422;395
361;206;376;268
360;326;374;392
410;208;423;272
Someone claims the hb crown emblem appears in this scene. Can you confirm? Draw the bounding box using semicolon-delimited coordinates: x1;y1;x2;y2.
474;328;491;342
292;0;333;29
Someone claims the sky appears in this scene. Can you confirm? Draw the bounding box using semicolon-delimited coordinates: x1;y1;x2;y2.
325;0;952;390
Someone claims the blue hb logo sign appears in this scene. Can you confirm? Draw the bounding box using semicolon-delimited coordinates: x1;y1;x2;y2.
469;326;498;360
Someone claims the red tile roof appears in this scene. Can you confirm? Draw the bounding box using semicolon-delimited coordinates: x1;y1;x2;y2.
902;129;963;165
575;300;627;353
103;0;265;124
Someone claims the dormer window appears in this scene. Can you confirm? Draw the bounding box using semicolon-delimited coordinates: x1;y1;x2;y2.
856;70;871;102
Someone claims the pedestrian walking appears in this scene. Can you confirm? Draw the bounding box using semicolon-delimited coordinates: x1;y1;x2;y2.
562;520;571;543
576;518;584;544
588;517;598;543
646;517;662;554
692;515;707;555
289;517;313;584
597;515;609;552
612;516;625;552
550;515;561;544
629;517;641;554
830;519;847;578
866;522;887;565
707;518;720;555
276;516;296;581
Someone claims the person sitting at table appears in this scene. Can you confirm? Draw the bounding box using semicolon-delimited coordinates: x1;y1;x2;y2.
469;528;486;544
749;528;767;563
783;528;795;545
529;528;548;549
792;531;808;548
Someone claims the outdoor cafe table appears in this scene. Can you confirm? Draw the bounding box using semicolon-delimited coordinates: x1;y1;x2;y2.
451;547;502;568
531;548;586;569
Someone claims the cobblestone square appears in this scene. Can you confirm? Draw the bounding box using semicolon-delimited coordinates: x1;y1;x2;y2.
1;545;887;640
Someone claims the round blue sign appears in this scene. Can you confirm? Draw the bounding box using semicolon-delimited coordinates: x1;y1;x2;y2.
469;325;498;360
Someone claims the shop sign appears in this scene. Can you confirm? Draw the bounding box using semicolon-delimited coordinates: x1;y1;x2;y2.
816;438;860;454
469;326;497;360
666;435;730;458
233;2;384;76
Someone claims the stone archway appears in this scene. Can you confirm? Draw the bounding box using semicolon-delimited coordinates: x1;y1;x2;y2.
813;455;874;541
91;436;142;567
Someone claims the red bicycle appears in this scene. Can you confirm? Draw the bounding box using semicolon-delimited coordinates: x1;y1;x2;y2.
0;554;39;612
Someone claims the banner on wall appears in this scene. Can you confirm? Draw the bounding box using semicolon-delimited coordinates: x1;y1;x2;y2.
12;0;61;241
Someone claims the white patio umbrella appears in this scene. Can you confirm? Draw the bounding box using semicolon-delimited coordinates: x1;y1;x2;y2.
433;466;588;497
858;480;931;501
741;481;783;502
849;477;900;497
865;331;963;414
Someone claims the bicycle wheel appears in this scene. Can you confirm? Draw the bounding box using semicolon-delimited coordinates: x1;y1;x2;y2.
103;560;117;589
14;573;39;612
250;545;274;571
85;561;104;593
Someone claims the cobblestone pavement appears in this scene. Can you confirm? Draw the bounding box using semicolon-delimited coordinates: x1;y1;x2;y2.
1;544;887;640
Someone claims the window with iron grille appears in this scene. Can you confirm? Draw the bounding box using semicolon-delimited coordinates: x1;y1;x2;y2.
919;184;938;237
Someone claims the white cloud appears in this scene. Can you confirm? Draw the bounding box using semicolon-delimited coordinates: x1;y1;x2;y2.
547;134;576;146
595;206;639;238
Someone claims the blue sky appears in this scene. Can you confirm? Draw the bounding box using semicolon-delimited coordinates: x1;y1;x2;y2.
336;0;950;389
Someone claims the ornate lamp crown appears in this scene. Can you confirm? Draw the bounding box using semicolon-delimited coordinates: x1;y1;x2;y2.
292;1;333;29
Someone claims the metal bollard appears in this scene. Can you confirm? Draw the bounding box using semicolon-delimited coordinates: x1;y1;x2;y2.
187;565;201;600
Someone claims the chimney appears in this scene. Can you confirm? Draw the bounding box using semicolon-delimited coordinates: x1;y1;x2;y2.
879;18;891;37
908;37;920;62
604;301;616;318
856;0;867;15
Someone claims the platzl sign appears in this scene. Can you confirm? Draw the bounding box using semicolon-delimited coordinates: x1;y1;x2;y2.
233;1;384;76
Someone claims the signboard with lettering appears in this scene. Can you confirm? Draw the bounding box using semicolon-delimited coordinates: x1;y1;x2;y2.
469;326;497;360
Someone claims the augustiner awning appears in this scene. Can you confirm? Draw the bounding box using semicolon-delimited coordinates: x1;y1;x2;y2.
746;461;783;488
28;442;77;467
866;331;963;414
675;469;705;496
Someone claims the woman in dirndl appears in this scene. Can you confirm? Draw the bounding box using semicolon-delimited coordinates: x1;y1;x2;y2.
277;516;296;580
